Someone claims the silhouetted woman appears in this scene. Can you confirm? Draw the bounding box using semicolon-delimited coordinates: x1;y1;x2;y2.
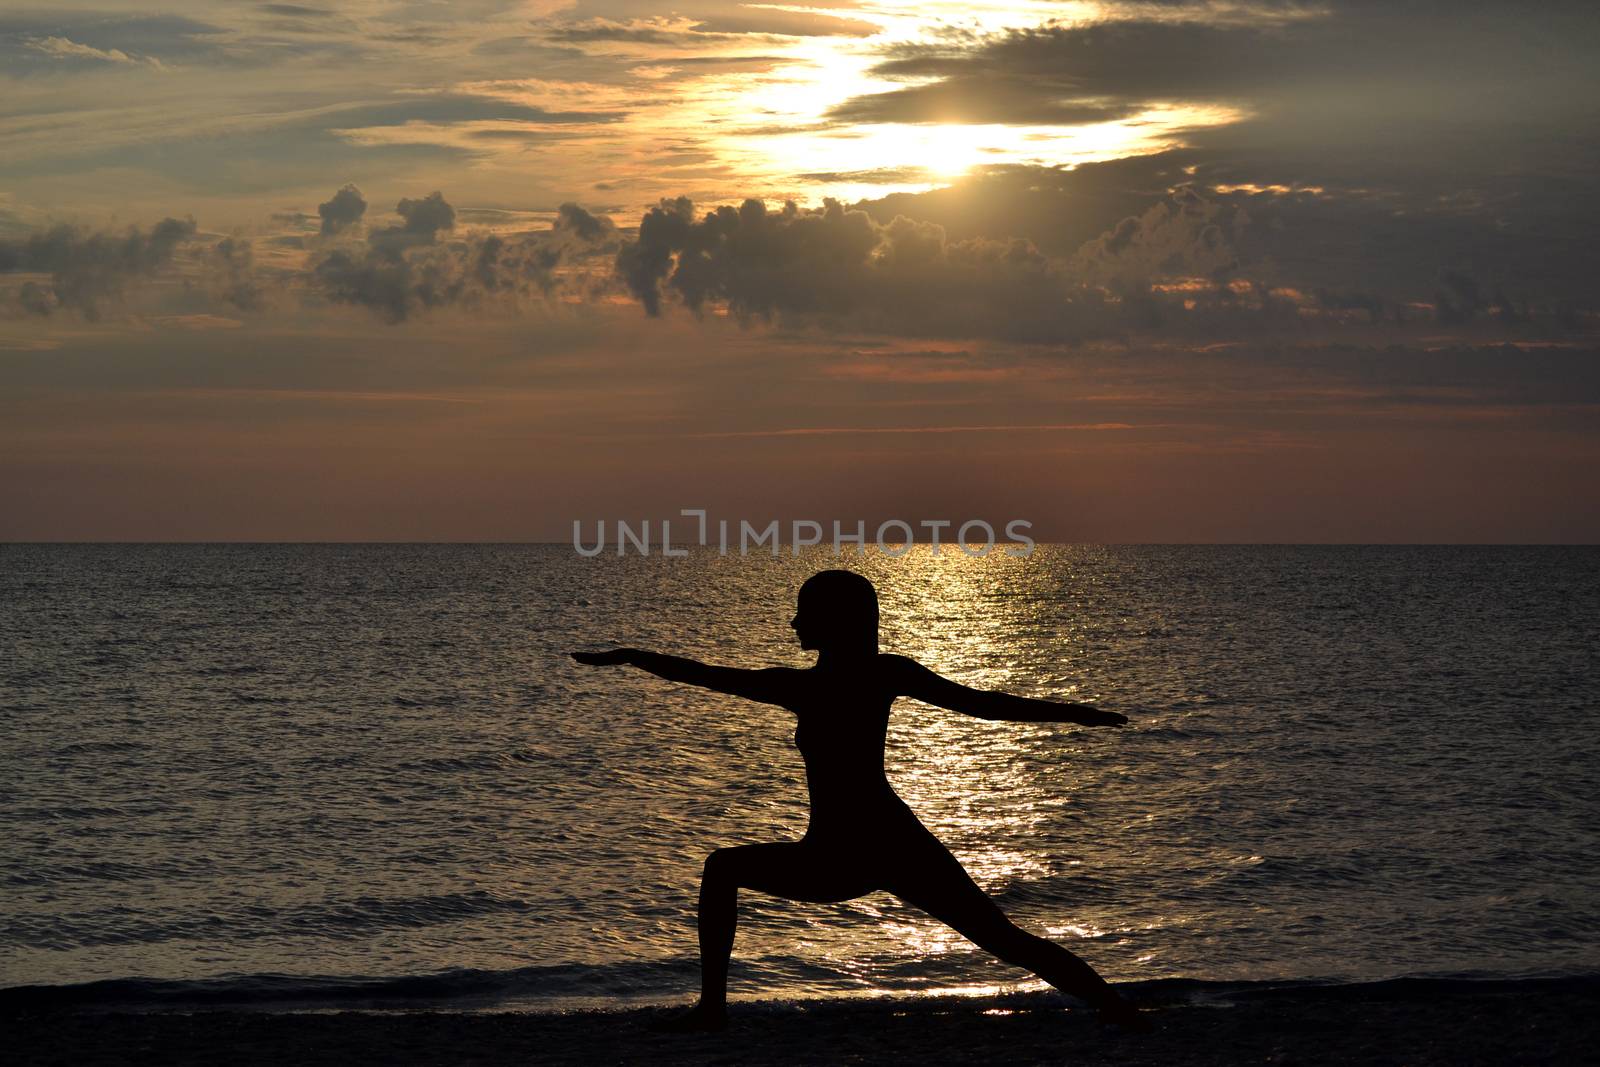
572;569;1141;1030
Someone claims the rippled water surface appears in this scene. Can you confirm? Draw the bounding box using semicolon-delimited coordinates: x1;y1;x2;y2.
2;545;1597;1009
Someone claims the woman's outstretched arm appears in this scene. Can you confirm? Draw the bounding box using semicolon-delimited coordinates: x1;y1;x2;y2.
571;648;797;708
886;654;1126;726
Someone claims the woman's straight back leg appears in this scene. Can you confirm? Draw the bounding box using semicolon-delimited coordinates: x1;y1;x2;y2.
881;833;1136;1021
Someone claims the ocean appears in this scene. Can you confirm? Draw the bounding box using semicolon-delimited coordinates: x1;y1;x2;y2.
2;544;1596;1012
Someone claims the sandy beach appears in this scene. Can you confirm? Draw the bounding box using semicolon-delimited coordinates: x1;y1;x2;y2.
9;976;1596;1066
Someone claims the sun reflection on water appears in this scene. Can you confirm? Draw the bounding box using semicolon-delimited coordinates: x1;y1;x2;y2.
852;548;1105;974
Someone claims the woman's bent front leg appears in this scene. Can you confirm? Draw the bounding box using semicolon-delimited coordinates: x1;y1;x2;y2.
669;841;871;1030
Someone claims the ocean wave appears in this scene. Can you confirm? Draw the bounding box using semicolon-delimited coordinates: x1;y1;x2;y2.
54;740;148;756
3;966;1594;1015
397;748;550;773
3;889;542;949
0;959;699;1011
4;857;207;888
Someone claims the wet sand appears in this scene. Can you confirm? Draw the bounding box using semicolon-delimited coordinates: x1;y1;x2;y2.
9;977;1596;1066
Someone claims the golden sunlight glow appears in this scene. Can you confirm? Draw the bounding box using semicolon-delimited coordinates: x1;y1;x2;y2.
677;9;1246;199
726;106;1245;199
444;2;1255;211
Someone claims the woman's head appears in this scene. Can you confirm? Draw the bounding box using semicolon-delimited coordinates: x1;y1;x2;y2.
791;570;879;655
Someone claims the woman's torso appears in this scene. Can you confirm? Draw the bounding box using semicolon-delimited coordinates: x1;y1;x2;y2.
787;662;921;840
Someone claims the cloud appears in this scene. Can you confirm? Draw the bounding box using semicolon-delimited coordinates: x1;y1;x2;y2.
541;17;753;47
317;184;367;236
259;4;335;17
614;195;1111;340
687;10;880;38
855;154;1194;256
839;2;1600;248
0;217;196;318
313;250;441;323
17;281;53;316
311;194;614;321
614;197;692;317
610;180;1596;342
357;190;455;259
0;186;622;325
1073;187;1246;290
551;202;616;246
852;148;1600;326
795;167;936;185
24;35;148;66
866;20;1285;106
314;190;460;319
312;236;556;323
826;78;1138;126
545;20;678;44
0;14;223;68
210;237;266;312
396;192;456;238
0;161;1588;341
864;6;1598;115
322;94;623;128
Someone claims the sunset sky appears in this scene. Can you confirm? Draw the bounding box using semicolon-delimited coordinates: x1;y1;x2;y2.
2;0;1597;541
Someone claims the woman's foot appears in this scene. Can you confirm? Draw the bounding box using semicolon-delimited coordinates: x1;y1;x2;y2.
648;1000;729;1033
1095;994;1151;1032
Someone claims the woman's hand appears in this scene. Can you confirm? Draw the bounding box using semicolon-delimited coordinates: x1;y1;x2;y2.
570;648;636;666
1078;705;1128;727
